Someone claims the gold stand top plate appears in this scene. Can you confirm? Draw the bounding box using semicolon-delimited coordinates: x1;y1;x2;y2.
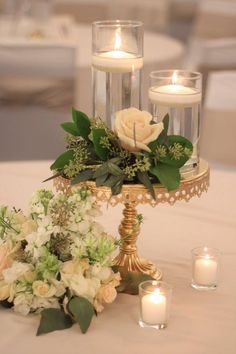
54;159;210;207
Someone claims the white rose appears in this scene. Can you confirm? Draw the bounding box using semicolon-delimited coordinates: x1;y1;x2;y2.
3;262;32;283
90;265;112;282
18;220;37;240
32;297;60;312
115;107;163;153
97;284;117;304
0;281;11;300
32;281;57;298
13;293;33;316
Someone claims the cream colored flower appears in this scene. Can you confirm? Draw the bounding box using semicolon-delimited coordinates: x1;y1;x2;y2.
0;281;11;300
93;298;104;313
18;220;37;240
97;284;117;304
14;212;27;225
107;272;121;287
0;240;17;280
32;281;57;298
115;107;163;153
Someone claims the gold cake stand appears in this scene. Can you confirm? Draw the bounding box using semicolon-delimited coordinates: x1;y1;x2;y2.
54;159;210;280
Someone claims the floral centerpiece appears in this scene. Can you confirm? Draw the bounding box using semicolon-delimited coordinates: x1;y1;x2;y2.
49;107;193;197
0;187;120;334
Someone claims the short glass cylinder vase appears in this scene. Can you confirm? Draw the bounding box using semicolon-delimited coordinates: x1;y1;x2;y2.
149;70;202;174
191;247;220;291
139;280;172;329
92;20;143;129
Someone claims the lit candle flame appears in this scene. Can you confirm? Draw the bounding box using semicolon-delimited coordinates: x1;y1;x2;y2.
172;71;178;85
114;28;121;50
154;288;161;296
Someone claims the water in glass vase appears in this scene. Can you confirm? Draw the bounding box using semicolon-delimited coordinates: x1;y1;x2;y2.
92;67;142;129
151;103;201;173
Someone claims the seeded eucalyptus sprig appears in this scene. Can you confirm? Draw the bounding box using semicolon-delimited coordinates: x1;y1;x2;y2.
48;108;193;199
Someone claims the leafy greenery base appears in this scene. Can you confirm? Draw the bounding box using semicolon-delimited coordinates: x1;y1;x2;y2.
48;108;193;199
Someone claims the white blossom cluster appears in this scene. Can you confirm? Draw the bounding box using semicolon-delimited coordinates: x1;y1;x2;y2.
0;187;120;316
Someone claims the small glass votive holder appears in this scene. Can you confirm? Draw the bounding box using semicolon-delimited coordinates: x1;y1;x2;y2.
191;247;221;291
139;280;172;329
148;70;202;174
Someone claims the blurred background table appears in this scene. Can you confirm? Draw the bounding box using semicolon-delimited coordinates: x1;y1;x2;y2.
0;160;235;354
0;17;185;161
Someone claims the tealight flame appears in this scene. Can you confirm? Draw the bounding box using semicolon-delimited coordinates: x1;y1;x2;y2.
172;71;178;85
114;28;121;50
154;288;161;296
205;254;210;260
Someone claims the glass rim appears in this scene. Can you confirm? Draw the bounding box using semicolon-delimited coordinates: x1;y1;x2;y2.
149;70;202;80
139;280;172;293
92;20;143;28
191;246;221;257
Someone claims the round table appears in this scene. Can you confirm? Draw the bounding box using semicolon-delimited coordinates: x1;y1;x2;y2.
0;161;235;354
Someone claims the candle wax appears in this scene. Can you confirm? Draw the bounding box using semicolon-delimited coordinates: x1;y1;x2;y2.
149;84;202;106
92;51;143;73
141;292;166;325
194;258;218;285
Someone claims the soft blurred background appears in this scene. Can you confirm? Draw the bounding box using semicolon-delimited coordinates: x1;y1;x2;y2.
0;0;235;164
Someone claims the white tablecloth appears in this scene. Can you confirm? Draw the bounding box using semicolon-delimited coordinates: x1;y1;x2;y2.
0;161;235;354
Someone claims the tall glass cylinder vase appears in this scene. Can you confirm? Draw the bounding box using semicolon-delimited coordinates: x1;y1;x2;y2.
149;70;202;174
92;20;143;129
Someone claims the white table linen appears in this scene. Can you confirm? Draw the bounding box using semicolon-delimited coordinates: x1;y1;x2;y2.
0;160;235;354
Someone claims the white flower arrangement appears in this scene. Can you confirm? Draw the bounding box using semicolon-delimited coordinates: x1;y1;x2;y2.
0;187;120;334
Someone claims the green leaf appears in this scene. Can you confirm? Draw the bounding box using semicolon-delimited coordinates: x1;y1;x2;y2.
95;174;108;187
107;162;123;176
116;269;154;295
111;180;123;195
50;150;74;171
37;308;73;336
61;122;79;136
93;163;109;178
137;171;156;200
68;296;94;334
43;171;63;183
72;108;91;140
92;129;109;161
156;115;169;145
103;175;123;188
150;163;180;191
71;169;94;185
162;135;193;168
163;114;169;133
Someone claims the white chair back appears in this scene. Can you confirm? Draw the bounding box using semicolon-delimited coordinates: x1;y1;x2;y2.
201;71;236;165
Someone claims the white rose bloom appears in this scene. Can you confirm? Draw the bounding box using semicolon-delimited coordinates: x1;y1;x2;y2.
32;281;57;298
13;293;33;316
3;262;32;283
69;275;100;300
115;107;163;153
90;265;112;282
32;296;60;312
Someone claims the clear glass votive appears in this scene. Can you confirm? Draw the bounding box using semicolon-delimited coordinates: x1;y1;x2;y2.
92;20;143;128
149;70;202;174
139;280;172;329
191;247;220;291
